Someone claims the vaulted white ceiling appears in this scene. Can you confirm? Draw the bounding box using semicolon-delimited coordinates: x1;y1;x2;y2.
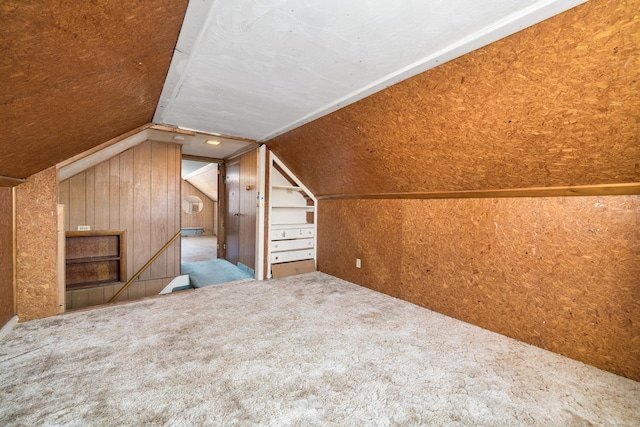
153;0;586;147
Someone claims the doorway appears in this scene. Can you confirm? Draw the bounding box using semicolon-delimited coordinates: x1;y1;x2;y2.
179;157;253;288
180;160;219;264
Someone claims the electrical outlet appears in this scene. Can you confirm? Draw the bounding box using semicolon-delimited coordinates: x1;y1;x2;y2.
356;258;361;268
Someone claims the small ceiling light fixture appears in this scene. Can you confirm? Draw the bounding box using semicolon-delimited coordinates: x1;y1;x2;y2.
206;139;222;146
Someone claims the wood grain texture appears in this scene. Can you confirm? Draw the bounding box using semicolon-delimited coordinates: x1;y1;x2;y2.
59;141;181;307
65;277;170;310
317;196;640;381
181;181;216;236
150;143;168;278
133;142;152;281
15;167;59;322
119;149;135;287
267;0;640;197
0;0;189;180
166;145;179;277
239;149;258;271
0;188;14;326
65;231;126;289
94;161;110;230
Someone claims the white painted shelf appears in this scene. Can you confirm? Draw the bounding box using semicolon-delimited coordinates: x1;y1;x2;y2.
268;154;317;278
272;185;303;191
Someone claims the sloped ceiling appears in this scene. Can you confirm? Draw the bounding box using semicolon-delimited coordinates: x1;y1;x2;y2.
1;0;587;185
184;162;219;202
266;0;640;196
0;0;189;182
154;0;586;142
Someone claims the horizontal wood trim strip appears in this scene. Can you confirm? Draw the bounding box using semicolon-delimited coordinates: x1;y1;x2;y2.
0;176;26;187
149;124;197;135
66;230;126;237
56;123;152;170
181;154;224;163
65;256;121;264
225;144;262;161
151;124;257;143
316;183;640;200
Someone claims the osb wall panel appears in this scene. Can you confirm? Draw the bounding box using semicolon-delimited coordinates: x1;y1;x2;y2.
268;0;640;196
0;0;189;180
59;141;181;291
0;188;14;326
15;167;59;322
317;199;403;299
181;180;216;236
317;196;640;381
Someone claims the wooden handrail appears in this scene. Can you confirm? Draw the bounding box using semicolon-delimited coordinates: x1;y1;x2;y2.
108;230;182;303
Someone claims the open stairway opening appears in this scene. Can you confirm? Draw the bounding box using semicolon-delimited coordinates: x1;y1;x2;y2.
179;235;253;289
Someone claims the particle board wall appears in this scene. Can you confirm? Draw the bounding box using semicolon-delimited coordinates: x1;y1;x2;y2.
317;196;640;381
0;187;14;327
58;141;181;308
267;0;640;196
0;0;189;181
181;180;216;236
15;167;60;322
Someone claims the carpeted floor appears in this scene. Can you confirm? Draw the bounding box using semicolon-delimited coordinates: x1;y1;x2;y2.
181;235;217;263
181;258;253;288
1;272;638;426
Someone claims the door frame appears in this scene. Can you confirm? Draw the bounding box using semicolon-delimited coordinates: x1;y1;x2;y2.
218;147;266;279
217;162;226;259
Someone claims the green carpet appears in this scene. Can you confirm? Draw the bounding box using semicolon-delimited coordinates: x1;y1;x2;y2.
181;258;253;288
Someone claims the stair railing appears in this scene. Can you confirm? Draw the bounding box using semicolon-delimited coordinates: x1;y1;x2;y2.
108;230;182;303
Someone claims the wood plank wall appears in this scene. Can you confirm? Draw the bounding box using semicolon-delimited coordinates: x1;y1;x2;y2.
0;187;14;327
238;149;258;271
266;0;640;381
59;141;181;309
181;180;216;235
15;167;60;321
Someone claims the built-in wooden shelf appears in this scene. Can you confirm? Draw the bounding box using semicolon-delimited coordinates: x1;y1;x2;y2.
65;230;126;290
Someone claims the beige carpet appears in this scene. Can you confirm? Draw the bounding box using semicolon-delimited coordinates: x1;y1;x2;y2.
181;235;217;263
1;272;638;426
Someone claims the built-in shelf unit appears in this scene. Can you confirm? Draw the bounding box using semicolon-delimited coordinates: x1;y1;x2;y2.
65;230;127;290
268;154;316;278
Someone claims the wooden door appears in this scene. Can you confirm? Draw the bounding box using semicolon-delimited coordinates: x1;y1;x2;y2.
225;161;240;265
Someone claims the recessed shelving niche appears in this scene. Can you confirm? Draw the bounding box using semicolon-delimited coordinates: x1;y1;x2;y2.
268;155;316;278
65;230;127;290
